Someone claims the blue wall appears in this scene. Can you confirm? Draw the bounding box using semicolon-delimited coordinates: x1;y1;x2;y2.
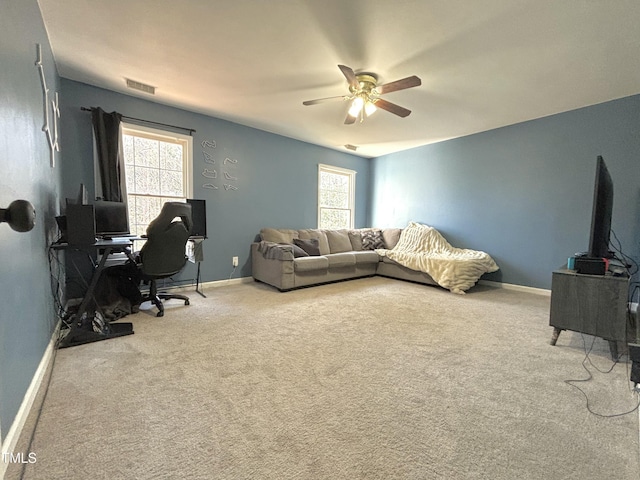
59;79;371;283
370;95;640;289
0;1;61;442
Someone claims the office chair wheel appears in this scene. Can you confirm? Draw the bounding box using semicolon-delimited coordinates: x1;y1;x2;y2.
156;310;164;318
185;299;190;305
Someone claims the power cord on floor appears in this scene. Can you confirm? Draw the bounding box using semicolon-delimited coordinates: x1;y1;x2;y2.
564;333;640;418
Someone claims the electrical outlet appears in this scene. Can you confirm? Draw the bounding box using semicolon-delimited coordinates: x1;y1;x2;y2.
232;256;238;267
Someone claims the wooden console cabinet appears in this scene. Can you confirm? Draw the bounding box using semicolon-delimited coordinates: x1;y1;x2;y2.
549;268;629;358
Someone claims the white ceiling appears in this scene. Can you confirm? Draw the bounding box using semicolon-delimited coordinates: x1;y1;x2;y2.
38;0;640;158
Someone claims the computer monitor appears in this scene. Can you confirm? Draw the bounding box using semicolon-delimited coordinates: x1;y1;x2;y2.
186;199;207;238
77;183;88;205
66;183;88;206
94;200;130;237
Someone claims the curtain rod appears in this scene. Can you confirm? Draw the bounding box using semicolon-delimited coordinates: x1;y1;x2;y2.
81;107;196;135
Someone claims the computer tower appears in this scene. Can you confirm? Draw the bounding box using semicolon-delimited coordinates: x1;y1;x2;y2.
66;204;96;245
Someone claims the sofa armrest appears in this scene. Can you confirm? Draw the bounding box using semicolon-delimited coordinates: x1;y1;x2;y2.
255;241;295;261
251;242;295;290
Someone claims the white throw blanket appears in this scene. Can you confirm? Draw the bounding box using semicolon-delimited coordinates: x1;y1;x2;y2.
376;222;499;294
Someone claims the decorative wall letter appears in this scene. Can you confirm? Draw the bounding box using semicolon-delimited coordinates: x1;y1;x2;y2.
200;139;240;192
35;43;60;168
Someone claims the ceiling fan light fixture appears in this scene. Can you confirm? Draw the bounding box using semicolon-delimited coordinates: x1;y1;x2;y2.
348;96;364;117
364;100;377;116
303;65;420;124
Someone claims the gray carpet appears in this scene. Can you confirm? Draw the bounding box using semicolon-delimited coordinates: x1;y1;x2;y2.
8;277;640;479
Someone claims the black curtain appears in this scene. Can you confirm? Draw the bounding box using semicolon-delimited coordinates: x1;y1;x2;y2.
91;107;123;202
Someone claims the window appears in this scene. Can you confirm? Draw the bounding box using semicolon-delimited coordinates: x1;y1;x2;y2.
318;164;356;229
121;124;193;236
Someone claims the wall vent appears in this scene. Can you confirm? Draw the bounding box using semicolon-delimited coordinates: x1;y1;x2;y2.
125;78;156;95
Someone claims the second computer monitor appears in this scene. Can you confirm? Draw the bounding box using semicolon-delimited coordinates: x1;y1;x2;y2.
94;200;130;237
187;199;207;238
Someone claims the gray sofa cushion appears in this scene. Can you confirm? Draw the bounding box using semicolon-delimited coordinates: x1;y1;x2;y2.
298;229;330;255
325;229;353;253
294;238;320;256
381;255;399;264
326;252;356;268
348;230;365;250
294;256;329;272
362;229;385;250
290;243;309;258
382;228;402;249
260;228;299;244
352;251;380;264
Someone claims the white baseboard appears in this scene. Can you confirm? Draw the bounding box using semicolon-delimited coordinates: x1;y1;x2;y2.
174;276;550;296
1;323;60;480
479;279;551;296
199;276;254;289
152;276;254;295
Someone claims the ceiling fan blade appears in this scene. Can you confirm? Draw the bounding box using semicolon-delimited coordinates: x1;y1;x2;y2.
377;75;422;94
344;113;357;125
303;95;348;106
338;64;360;90
373;98;412;118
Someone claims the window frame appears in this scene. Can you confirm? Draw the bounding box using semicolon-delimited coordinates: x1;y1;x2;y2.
317;163;356;229
120;122;193;236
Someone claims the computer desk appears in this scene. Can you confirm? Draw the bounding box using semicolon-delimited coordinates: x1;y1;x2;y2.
52;237;141;348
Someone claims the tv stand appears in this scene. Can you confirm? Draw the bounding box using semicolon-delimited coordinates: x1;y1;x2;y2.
549;268;629;360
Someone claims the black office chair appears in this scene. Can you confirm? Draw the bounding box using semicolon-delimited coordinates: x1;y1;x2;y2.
138;202;193;317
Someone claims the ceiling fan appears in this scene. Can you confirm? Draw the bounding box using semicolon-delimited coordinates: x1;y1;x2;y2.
303;64;421;124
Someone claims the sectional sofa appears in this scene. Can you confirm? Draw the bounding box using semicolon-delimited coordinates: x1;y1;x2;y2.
251;227;438;291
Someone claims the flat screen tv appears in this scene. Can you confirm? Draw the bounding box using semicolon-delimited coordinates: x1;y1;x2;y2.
587;155;614;258
94;200;130;237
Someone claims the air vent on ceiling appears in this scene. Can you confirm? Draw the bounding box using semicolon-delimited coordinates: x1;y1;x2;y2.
344;144;358;151
125;78;156;95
